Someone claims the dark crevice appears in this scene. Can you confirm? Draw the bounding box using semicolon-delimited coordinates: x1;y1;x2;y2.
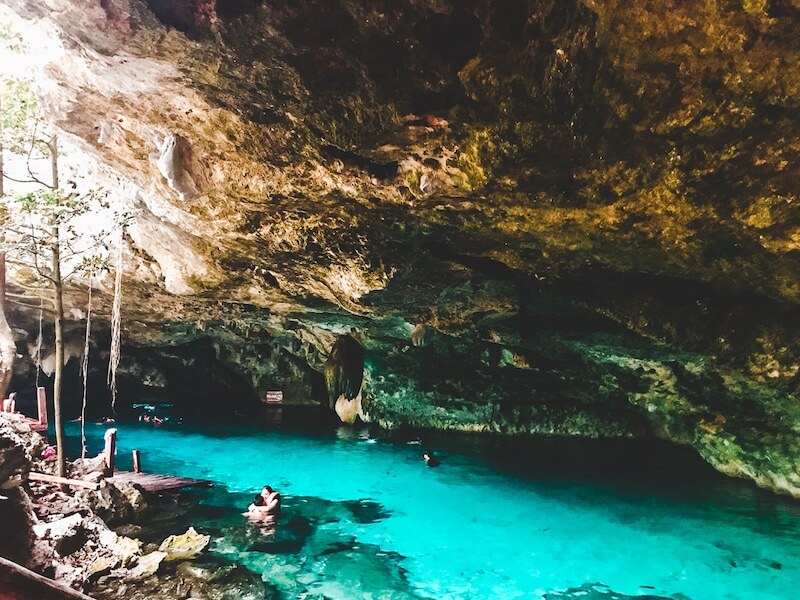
766;0;800;18
321;144;398;180
425;240;536;284
414;13;483;69
281;0;360;49
119;339;260;419
145;0;216;36
489;0;529;42
423;241;612;336
216;0;262;20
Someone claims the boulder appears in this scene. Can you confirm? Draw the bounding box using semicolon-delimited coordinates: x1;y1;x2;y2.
32;512;84;544
115;481;149;520
98;529;141;566
127;551;167;581
70;479;148;526
0;418;46;463
158;527;210;561
0;434;28;490
52;561;87;589
0;486;34;566
86;555;116;581
68;455;108;480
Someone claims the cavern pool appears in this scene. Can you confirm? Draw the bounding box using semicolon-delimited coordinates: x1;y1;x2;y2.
65;416;800;600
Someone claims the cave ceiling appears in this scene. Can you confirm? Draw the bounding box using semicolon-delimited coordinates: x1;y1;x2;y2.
3;0;800;496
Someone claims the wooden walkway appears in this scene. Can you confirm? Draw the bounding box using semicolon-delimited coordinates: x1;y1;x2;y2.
109;470;212;493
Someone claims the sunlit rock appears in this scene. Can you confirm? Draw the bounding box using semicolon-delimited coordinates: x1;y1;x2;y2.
127;550;167;581
158;526;210;561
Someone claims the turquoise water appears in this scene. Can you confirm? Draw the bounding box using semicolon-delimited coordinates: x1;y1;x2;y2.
65;418;800;599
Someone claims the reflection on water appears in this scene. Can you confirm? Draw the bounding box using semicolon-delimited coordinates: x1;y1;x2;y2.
66;414;800;600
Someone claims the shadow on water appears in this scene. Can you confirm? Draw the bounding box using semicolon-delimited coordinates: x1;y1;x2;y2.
544;582;688;600
378;425;800;506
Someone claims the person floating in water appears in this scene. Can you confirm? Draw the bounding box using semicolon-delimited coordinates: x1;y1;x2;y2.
423;449;440;467
248;485;281;516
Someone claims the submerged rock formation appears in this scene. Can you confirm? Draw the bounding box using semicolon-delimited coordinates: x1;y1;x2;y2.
0;418;267;598
2;0;800;497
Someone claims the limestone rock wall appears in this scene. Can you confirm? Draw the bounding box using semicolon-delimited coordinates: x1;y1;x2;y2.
2;0;800;497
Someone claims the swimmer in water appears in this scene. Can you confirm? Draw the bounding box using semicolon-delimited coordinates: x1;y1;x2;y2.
248;485;281;515
423;450;439;467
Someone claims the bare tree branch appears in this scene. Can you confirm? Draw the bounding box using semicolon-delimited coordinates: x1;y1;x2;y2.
24;119;52;189
2;173;45;184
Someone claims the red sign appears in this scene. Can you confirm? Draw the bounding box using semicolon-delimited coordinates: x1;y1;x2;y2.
265;391;284;404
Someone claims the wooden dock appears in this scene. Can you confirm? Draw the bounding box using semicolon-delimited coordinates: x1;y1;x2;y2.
109;470;212;493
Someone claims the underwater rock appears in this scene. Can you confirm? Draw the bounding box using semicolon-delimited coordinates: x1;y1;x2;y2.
339;499;392;524
300;529;416;600
543;582;685;599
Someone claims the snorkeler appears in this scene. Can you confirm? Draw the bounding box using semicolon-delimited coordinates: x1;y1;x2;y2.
423;450;440;467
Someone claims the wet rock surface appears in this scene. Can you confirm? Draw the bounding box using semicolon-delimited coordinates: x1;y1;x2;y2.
1;0;799;498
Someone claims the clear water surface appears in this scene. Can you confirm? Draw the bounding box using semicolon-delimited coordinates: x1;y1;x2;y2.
64;414;800;600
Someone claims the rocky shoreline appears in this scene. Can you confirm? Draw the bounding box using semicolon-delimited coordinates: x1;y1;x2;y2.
0;417;273;600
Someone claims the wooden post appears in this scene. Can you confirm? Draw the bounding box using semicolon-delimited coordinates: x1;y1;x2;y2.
103;428;117;475
132;449;141;473
36;387;48;426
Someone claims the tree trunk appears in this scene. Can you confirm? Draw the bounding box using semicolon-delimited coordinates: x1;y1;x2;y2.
0;95;12;400
0;252;14;401
1;93;5;198
50;135;66;479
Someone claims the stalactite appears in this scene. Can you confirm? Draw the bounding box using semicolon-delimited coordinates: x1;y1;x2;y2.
323;333;365;408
